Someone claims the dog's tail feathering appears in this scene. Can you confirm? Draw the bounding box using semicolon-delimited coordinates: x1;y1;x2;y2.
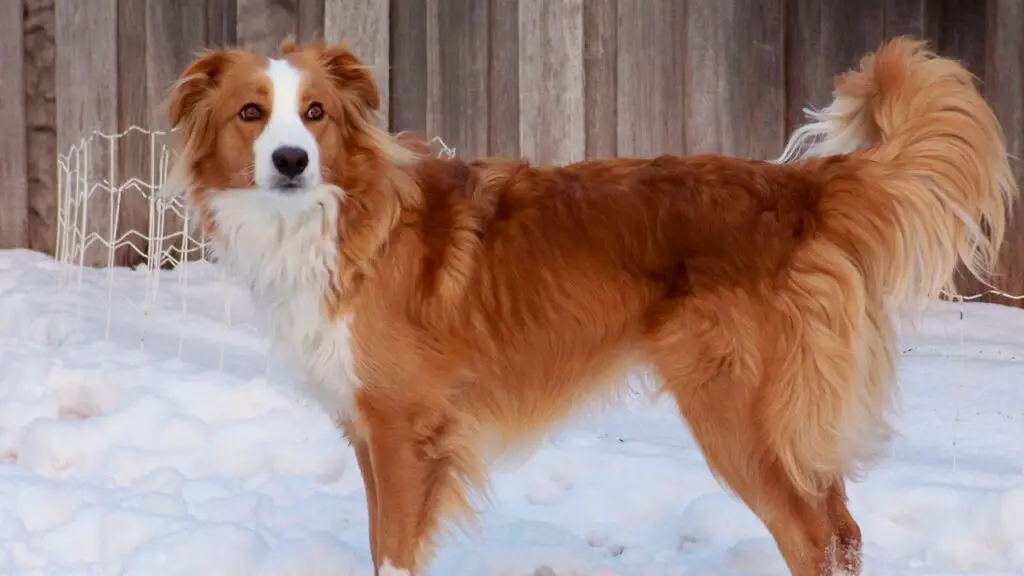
768;36;1018;494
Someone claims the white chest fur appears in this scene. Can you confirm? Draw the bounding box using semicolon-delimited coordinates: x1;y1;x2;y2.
205;186;361;421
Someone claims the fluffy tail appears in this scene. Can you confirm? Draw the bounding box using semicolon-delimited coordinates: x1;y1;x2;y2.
767;36;1018;493
778;36;1017;304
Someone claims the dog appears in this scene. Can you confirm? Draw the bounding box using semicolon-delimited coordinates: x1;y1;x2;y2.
159;36;1017;575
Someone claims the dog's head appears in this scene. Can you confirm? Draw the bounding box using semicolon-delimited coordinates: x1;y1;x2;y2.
162;40;427;293
162;39;417;198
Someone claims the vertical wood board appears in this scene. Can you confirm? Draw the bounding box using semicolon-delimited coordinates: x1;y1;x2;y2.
115;0;152;267
519;0;585;165
236;0;297;53
24;0;58;255
980;0;1024;302
785;0;885;133
325;0;390;128
488;0;520;158
426;0;489;160
616;0;687;157
55;0;119;267
583;0;617;159
0;0;28;249
389;0;428;134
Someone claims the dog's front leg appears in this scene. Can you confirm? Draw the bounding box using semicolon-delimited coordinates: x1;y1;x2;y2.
343;425;380;569
361;400;464;576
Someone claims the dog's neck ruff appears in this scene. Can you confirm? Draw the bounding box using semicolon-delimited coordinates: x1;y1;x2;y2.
204;186;361;421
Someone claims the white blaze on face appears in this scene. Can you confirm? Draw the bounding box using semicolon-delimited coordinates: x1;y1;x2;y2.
254;58;322;189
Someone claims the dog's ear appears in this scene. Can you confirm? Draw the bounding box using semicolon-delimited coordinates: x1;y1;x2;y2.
319;43;381;112
168;51;231;130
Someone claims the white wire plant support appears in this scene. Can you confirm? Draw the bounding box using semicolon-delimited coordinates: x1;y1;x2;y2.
53;125;211;359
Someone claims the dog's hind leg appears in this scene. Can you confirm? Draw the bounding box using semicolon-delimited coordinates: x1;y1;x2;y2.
646;301;841;575
827;480;862;573
661;367;835;575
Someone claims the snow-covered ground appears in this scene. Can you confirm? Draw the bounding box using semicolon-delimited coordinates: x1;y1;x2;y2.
0;247;1022;575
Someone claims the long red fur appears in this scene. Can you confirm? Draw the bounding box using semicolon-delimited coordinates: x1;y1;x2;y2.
163;37;1017;575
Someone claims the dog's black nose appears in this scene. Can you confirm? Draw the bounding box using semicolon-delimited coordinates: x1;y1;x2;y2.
271;146;309;179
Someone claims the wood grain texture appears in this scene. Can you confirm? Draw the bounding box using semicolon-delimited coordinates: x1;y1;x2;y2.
426;0;489;160
683;0;784;159
616;0;686;157
0;0;28;249
683;0;726;154
389;0;428;134
206;0;238;47
24;0;57;255
147;0;207;265
146;0;207;130
236;0;296;53
297;0;324;42
325;0;390;128
728;0;785;159
884;0;940;41
115;0;152;267
55;0;119;267
488;0;520;159
785;0;885;133
583;0;617;159
932;0;986;79
519;0;585;165
981;0;1023;306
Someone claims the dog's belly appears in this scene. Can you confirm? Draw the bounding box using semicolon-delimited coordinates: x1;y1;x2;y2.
467;350;649;449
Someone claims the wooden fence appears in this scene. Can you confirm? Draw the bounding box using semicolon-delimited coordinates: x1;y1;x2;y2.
0;0;1022;304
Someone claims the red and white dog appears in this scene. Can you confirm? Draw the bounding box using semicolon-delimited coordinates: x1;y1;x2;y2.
161;37;1016;575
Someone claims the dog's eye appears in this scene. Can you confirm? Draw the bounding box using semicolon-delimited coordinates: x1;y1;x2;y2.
239;103;263;122
305;102;324;121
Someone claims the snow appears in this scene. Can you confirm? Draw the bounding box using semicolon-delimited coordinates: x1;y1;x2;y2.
0;246;1022;575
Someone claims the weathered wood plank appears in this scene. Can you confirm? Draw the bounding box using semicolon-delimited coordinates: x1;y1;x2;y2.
684;0;785;159
389;0;428;134
488;0;519;159
980;0;1024;306
583;0;617;159
55;0;119;267
206;0;238;47
884;0;940;41
519;0;585;165
0;0;29;249
115;0;152;267
933;0;986;79
147;0;207;266
728;0;786;159
325;0;390;128
147;0;207;131
426;0;489;160
985;1;1024;178
24;0;57;256
616;0;686;157
297;0;325;42
236;0;297;53
785;0;885;133
683;0;725;155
